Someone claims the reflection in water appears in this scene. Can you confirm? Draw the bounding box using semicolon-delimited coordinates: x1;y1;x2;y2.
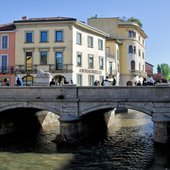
0;109;170;170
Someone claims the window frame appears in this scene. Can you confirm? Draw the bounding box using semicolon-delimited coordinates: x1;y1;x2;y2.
55;30;63;42
77;52;82;67
40;51;48;65
76;32;82;45
88;75;95;86
98;39;103;50
55;51;63;70
99;56;104;70
88;54;94;68
87;36;93;48
25;31;34;43
1;34;9;49
40;30;48;43
77;74;82;86
0;54;8;72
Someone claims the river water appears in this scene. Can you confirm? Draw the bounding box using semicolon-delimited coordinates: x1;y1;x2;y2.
0;109;170;170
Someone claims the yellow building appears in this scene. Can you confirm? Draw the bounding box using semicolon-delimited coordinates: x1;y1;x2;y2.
88;17;147;85
14;17;109;86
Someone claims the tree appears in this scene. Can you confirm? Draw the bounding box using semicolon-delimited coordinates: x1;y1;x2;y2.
127;17;143;28
157;63;170;80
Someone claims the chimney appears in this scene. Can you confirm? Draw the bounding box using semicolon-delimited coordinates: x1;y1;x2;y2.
22;16;27;20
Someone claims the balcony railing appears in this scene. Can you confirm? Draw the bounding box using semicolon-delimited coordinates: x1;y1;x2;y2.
15;64;73;74
130;70;147;77
0;66;15;74
106;54;116;59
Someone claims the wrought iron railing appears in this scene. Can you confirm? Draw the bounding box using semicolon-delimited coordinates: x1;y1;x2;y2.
15;64;73;74
0;66;15;74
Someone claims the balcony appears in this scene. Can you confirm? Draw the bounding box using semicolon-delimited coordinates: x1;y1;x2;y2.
15;64;73;74
130;69;140;76
130;70;147;77
0;66;15;74
106;54;116;60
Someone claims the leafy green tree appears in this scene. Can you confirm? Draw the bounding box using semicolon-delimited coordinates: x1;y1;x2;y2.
127;17;143;28
157;63;170;80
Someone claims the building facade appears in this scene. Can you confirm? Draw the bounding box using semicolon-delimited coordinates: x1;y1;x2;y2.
145;62;154;76
88;17;147;85
0;24;16;86
106;37;121;85
14;17;109;86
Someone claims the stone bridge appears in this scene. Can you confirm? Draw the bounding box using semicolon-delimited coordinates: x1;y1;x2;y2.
0;85;170;143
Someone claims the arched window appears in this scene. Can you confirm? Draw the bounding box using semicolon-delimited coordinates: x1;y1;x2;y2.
129;45;133;53
128;30;132;37
131;60;135;70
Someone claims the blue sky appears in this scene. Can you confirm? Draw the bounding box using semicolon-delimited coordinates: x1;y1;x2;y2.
1;0;170;72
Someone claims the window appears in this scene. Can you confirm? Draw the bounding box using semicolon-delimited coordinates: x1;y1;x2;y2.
88;36;93;48
109;62;113;75
77;74;82;86
88;55;94;68
99;56;104;70
128;45;136;54
25;52;32;70
77;52;82;67
128;30;136;38
138;49;141;56
133;46;136;54
89;75;95;86
25;32;33;43
55;52;63;70
98;39;103;50
129;45;133;53
142;39;144;45
0;54;8;72
131;60;135;70
55;31;63;42
40;51;48;65
139;63;141;71
1;35;8;49
142;51;144;58
40;31;48;42
106;47;110;57
76;32;82;45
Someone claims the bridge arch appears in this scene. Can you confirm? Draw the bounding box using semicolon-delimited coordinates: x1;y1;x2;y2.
0;102;61;116
79;102;153;117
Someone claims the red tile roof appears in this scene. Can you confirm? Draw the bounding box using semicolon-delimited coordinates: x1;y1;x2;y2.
0;23;15;31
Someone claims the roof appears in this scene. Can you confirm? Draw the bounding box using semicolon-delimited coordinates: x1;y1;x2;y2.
0;23;16;31
13;16;77;23
145;62;154;67
14;16;109;38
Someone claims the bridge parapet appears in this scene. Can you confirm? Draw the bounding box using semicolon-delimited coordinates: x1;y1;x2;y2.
77;86;170;102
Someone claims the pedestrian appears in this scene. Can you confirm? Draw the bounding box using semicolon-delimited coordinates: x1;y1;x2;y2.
49;78;56;86
112;76;116;86
4;78;9;86
16;77;23;86
102;76;110;86
137;81;141;86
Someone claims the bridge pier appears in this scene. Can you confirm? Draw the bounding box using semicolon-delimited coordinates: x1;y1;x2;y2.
152;112;170;144
56;115;84;143
153;121;168;144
